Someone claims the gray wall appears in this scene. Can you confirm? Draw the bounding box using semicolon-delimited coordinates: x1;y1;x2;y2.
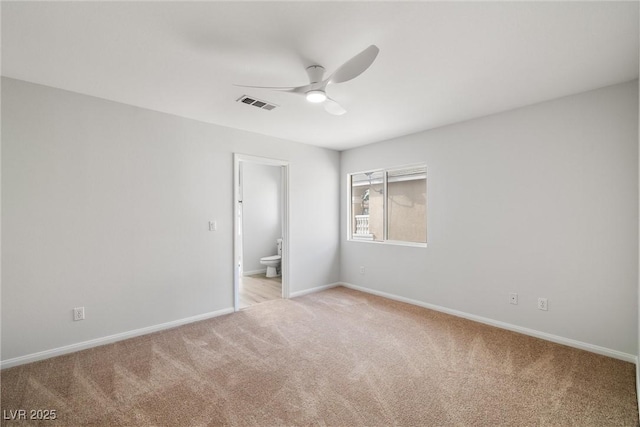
242;162;282;274
341;81;639;355
1;77;340;361
2;76;638;363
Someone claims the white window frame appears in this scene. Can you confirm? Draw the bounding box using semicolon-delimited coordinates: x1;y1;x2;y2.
347;163;427;248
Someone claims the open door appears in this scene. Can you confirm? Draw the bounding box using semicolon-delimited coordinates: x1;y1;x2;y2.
233;154;289;311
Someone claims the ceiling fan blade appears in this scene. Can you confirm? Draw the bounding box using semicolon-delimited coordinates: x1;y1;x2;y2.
328;45;379;85
324;98;346;116
234;83;312;94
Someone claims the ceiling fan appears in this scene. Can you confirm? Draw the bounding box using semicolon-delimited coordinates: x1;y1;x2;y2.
236;45;379;116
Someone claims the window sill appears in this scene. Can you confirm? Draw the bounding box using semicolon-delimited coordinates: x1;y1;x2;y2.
347;238;427;248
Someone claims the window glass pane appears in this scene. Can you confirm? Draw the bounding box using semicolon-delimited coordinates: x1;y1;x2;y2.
387;167;426;243
351;171;384;241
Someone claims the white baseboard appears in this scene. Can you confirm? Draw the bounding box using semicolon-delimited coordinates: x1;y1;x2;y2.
341;282;637;364
1;307;234;369
290;282;341;298
243;269;267;276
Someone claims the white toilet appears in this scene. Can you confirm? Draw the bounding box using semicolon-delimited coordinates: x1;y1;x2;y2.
260;239;283;278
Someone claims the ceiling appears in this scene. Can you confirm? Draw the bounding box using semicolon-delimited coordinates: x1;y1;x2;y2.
2;2;638;151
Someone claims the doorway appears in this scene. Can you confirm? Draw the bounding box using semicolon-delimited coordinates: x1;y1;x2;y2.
233;154;289;311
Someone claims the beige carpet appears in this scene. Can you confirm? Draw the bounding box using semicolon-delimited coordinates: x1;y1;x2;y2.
1;286;637;426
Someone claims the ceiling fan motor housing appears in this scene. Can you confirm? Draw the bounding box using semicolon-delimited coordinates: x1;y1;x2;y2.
306;65;325;84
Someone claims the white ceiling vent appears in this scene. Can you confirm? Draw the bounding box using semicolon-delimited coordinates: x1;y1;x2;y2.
237;95;277;111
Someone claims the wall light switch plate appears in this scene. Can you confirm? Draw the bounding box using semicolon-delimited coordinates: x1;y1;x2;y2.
208;221;217;231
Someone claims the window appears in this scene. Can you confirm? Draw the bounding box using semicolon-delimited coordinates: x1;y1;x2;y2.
349;165;426;245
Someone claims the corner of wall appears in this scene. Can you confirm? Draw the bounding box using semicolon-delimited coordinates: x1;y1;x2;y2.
637;16;640;419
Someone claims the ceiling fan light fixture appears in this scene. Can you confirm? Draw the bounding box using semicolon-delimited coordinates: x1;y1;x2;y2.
306;90;327;103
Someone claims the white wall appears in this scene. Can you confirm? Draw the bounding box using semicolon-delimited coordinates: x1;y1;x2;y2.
341;81;639;356
242;162;282;273
1;77;340;361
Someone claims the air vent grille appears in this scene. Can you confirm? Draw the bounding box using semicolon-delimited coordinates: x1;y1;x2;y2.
237;95;277;111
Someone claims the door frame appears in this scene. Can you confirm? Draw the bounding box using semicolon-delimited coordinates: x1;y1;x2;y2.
233;153;290;311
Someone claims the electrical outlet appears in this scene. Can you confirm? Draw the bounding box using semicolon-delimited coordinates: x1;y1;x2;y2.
73;307;85;321
359;266;365;275
509;293;518;305
537;298;548;311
